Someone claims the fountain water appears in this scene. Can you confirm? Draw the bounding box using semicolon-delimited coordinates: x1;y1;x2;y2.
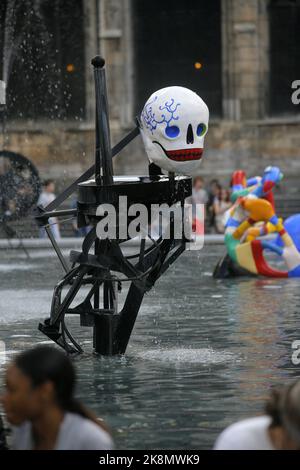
0;1;43;249
3;0;19;87
1;0;71;123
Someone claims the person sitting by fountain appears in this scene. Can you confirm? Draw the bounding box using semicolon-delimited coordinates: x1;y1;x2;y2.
185;176;208;235
213;186;231;234
37;179;60;239
0;345;114;450
207;179;220;232
214;381;300;450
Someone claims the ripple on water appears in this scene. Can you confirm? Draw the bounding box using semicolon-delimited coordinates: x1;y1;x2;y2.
0;248;299;450
0;288;91;323
0;263;36;272
137;347;236;365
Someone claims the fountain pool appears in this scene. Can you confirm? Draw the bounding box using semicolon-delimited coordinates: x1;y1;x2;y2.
0;245;299;449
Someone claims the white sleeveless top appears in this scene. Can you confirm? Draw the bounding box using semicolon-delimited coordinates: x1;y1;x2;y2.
214;416;275;450
12;412;114;450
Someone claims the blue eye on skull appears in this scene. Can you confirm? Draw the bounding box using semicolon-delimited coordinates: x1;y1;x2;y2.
196;123;207;137
165;125;180;138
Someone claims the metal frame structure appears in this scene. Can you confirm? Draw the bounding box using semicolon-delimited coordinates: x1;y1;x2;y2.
35;56;191;355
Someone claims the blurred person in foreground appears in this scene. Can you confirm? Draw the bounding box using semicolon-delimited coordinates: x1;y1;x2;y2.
37;179;60;239
1;346;113;450
214;381;300;450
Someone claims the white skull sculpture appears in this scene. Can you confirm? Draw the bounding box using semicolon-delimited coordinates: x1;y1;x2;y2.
140;86;209;175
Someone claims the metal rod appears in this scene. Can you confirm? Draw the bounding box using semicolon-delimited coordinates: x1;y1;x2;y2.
94;238;100;310
45;226;69;273
36;208;77;221
42;126;139;213
91;56;113;186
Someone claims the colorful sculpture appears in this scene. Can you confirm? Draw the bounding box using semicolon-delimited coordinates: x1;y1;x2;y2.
214;166;300;278
140;86;209;175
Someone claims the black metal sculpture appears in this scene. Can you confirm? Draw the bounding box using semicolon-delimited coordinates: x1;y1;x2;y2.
35;57;191;355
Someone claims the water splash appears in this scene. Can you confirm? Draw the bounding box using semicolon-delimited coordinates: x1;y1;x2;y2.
2;0;18;84
1;0;62;121
2;0;52;84
137;347;235;365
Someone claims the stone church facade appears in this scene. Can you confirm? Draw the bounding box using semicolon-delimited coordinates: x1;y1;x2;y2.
2;0;300;190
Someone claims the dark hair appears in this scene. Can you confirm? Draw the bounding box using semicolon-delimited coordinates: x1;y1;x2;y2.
193;176;204;185
223;189;231;203
215;184;223;202
265;382;300;443
43;179;54;187
14;346;109;433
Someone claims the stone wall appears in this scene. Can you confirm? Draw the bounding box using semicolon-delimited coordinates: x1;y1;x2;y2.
1;0;300;192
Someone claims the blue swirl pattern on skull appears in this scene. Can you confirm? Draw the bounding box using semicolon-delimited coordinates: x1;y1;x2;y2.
141;96;181;134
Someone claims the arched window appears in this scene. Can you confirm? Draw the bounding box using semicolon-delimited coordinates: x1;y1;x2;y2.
0;0;85;121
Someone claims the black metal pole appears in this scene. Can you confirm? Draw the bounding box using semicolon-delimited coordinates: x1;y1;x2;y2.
45;226;69;273
42;126;139;213
91;56;113;186
113;283;145;354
